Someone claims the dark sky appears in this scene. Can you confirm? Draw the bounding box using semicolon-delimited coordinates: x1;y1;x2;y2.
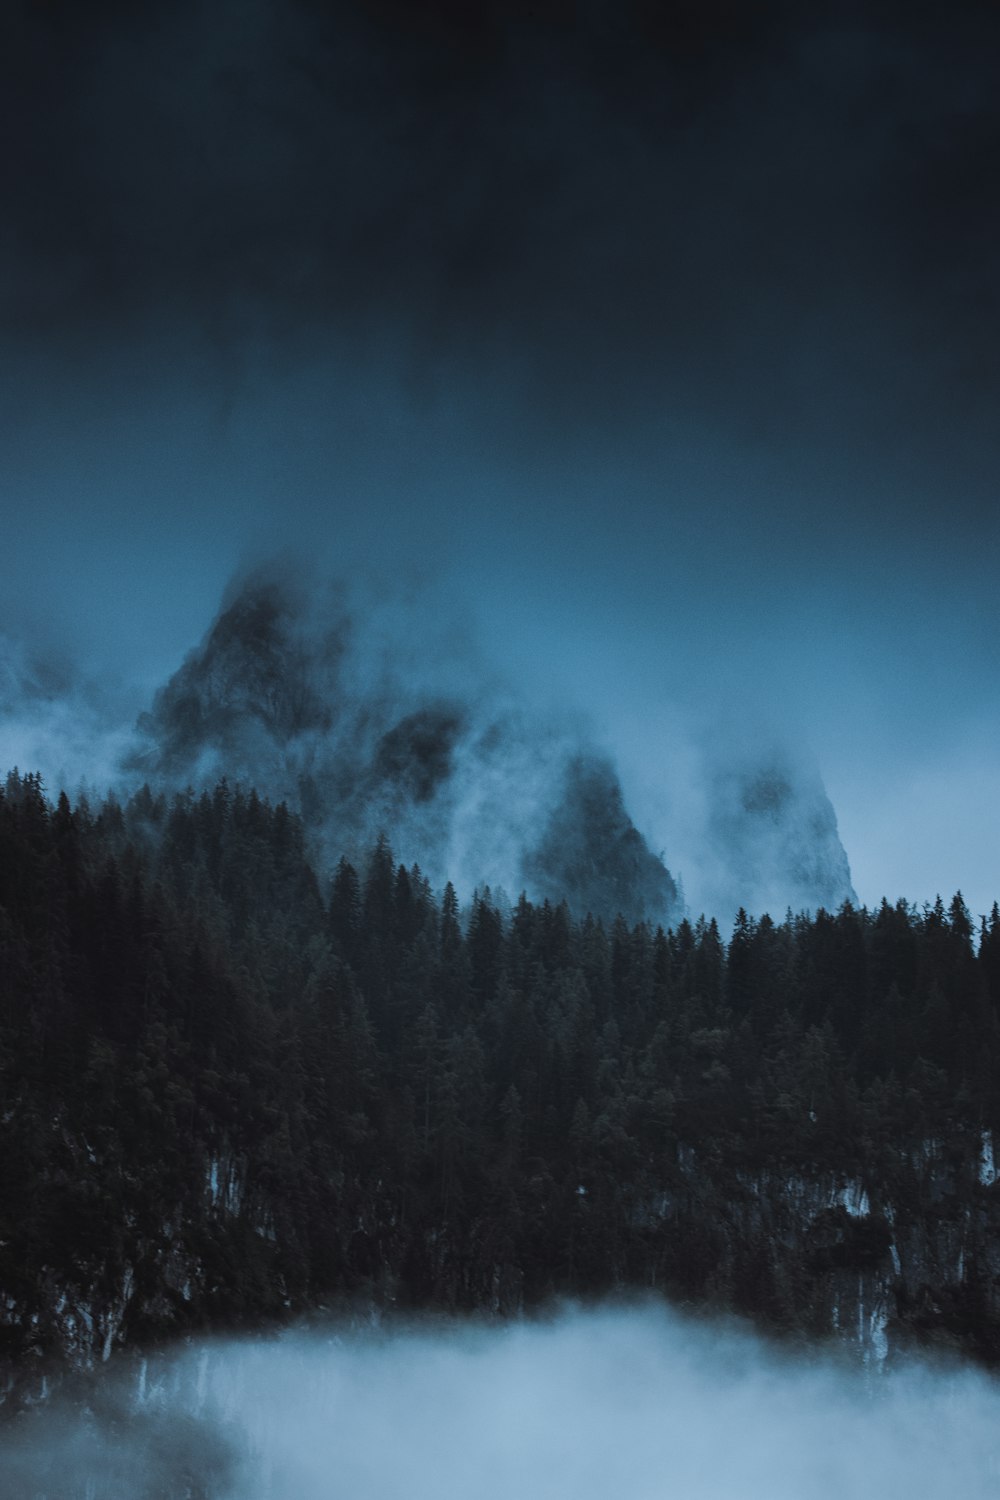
2;0;998;915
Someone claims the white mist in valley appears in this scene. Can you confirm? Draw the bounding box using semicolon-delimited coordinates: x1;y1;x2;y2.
5;1305;1000;1499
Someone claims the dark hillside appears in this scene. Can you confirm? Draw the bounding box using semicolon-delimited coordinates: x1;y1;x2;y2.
2;769;1000;1405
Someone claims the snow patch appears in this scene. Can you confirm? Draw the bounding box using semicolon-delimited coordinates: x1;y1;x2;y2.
833;1182;870;1218
206;1154;245;1213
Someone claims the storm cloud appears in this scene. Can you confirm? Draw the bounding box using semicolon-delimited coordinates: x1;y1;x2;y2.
0;0;997;917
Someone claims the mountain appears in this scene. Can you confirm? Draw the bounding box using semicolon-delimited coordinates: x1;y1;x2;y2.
126;568;854;925
127;571;684;927
525;754;680;924
703;754;857;917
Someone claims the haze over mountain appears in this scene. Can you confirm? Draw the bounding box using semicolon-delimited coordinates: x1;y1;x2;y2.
702;750;856;920
109;565;853;923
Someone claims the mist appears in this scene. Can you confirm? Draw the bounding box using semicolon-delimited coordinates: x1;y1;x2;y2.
5;1305;1000;1500
2;554;863;923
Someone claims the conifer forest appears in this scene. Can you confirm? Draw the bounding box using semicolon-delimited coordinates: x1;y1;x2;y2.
4;768;1000;1403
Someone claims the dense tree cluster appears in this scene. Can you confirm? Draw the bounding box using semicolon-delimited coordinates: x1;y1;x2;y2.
3;768;1000;1394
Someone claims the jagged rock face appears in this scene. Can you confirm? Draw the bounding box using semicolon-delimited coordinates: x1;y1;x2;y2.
526;756;681;926
127;570;854;924
704;756;856;917
129;579;344;785
372;707;466;805
127;573;680;924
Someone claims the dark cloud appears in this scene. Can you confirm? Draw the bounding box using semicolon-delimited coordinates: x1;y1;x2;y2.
0;0;996;916
4;0;998;454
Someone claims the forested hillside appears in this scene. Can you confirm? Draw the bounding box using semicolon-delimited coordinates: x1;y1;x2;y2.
3;768;1000;1405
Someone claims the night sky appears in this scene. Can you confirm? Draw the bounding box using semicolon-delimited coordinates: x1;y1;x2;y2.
2;0;998;917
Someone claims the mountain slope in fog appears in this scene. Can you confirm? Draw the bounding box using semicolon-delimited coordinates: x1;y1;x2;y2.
127;568;854;922
128;571;682;926
525;755;680;923
702;754;857;917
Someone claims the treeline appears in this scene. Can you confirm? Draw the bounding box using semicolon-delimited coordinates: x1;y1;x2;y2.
3;768;1000;1388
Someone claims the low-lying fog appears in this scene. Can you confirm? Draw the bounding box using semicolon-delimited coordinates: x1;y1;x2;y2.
4;1304;999;1499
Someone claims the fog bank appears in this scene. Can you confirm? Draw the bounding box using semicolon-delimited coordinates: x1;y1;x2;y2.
5;1305;1000;1499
